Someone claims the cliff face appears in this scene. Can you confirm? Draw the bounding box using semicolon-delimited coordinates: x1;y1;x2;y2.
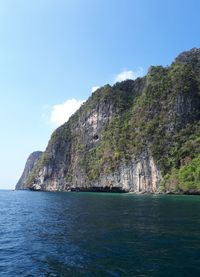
90;151;161;193
16;48;200;193
15;151;43;190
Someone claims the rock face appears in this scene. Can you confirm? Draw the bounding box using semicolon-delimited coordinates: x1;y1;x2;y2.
91;151;161;193
16;151;43;190
16;48;200;193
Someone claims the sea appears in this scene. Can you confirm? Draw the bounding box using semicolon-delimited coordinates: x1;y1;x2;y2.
0;190;200;276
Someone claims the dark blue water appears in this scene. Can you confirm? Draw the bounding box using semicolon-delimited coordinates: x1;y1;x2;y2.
1;191;200;276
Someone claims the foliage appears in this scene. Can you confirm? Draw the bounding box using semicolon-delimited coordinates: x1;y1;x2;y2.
24;49;200;191
164;155;200;192
85;60;200;181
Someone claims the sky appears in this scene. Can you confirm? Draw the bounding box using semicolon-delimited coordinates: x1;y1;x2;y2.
0;0;199;189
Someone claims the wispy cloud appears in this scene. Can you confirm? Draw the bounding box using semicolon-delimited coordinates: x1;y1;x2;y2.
50;98;85;127
91;86;100;93
44;68;143;128
114;67;144;83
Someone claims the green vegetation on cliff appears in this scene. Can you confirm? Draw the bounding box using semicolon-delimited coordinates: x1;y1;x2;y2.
17;48;200;193
85;54;200;186
164;154;200;193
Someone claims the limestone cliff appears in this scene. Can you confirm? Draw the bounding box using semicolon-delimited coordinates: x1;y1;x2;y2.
16;48;200;193
15;151;43;190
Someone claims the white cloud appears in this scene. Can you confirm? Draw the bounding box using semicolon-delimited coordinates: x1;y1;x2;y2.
50;98;85;127
91;86;100;93
114;67;144;83
44;68;144;128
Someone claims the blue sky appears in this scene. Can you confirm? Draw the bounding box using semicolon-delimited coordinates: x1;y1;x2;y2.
0;0;199;189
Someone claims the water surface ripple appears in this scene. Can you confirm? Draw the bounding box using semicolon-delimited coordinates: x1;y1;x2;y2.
0;190;200;276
